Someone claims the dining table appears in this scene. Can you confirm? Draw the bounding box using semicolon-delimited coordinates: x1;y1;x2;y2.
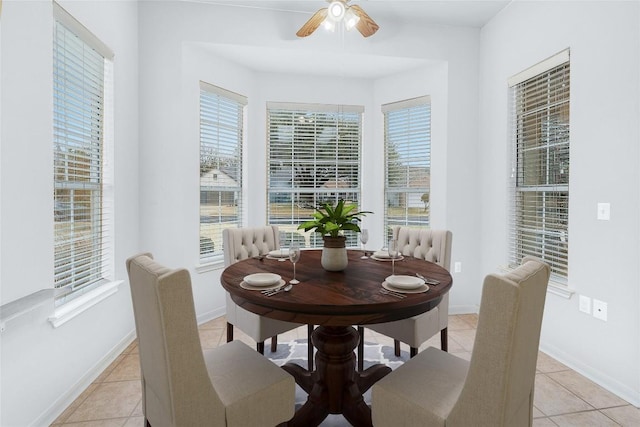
220;249;453;427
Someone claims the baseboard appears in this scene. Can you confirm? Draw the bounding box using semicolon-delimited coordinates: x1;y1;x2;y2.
32;330;137;427
197;306;226;326
449;304;479;315
539;341;640;407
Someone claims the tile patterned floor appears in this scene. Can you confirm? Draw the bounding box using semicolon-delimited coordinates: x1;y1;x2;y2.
51;314;640;426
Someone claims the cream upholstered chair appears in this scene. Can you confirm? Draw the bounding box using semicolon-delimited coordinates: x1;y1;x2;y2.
372;257;550;427
358;226;452;369
223;226;313;369
126;253;295;427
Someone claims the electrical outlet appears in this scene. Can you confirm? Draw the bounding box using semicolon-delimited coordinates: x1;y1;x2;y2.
593;299;607;321
454;262;462;273
579;295;591;314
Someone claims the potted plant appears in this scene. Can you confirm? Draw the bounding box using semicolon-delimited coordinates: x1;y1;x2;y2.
298;200;371;271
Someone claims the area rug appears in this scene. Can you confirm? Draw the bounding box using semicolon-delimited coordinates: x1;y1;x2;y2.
267;338;410;371
266;338;410;425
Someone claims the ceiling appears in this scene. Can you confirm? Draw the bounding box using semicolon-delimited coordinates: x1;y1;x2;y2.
197;0;511;27
188;0;512;78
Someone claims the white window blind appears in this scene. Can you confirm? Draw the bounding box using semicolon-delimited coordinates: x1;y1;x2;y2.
509;51;570;282
53;4;114;293
267;102;363;248
383;96;431;242
199;81;246;261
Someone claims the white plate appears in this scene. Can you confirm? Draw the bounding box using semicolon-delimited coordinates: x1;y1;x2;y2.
268;249;289;258
240;279;284;291
385;275;425;290
371;254;404;262
382;281;429;294
373;250;391;259
243;273;282;287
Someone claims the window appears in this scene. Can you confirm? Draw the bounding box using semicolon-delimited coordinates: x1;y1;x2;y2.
267;102;363;248
508;50;570;282
53;5;114;295
199;82;246;261
383;96;431;242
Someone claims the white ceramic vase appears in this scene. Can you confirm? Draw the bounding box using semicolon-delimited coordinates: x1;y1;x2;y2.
321;236;348;271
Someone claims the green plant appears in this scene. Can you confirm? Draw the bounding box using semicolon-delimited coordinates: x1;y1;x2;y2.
298;200;371;238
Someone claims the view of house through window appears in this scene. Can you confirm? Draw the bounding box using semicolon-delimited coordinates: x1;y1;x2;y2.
383;96;432;243
199;82;246;261
267;102;363;248
53;6;114;295
509;50;570;282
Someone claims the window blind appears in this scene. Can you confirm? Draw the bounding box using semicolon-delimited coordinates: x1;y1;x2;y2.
199;81;246;261
508;52;570;282
383;96;431;243
53;5;114;292
266;102;363;248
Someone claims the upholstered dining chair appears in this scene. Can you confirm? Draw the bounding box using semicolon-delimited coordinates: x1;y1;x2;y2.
126;253;295;427
223;226;314;370
371;256;550;427
358;226;452;370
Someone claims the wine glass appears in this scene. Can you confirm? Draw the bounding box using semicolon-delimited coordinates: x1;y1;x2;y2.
360;229;369;259
388;239;399;276
289;246;301;284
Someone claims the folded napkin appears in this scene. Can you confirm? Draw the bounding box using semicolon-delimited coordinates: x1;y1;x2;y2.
373;250;391;259
268;249;289;258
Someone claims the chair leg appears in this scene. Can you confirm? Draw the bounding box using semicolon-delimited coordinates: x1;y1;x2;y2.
307;324;314;371
357;326;364;371
257;341;265;354
226;322;233;343
271;335;278;352
441;327;448;352
394;339;401;357
410;347;418;358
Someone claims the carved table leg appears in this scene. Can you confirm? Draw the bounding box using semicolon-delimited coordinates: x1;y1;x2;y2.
282;325;392;427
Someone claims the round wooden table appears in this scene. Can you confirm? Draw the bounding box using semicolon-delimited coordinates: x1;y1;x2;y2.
220;249;453;427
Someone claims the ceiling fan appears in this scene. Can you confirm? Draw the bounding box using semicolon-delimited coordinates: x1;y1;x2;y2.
296;0;379;38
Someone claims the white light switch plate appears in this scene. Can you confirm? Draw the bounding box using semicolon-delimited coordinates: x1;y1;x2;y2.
579;295;591;314
597;203;610;220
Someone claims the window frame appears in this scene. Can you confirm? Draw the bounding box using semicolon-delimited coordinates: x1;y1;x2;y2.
266;102;364;248
198;81;246;264
508;49;570;287
383;96;432;243
50;3;122;324
53;3;115;301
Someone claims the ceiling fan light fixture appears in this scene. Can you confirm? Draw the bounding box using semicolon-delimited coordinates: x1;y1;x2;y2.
323;19;336;32
327;1;346;21
344;7;360;30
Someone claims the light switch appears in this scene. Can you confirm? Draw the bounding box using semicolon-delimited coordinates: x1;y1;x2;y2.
597;203;610;221
579;295;591;314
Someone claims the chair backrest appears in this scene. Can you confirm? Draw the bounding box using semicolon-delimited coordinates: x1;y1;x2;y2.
223;225;280;266
449;257;550;427
392;226;452;271
126;253;225;427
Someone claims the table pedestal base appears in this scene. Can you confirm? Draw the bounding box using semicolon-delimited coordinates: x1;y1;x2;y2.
282;325;392;427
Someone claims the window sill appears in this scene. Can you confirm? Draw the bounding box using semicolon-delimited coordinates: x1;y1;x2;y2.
48;280;122;328
0;289;56;333
195;259;224;274
547;280;575;299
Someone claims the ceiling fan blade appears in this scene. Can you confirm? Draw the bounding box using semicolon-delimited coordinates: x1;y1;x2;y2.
350;5;379;37
296;8;328;37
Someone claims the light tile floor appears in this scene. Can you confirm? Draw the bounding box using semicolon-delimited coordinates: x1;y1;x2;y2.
51;314;640;426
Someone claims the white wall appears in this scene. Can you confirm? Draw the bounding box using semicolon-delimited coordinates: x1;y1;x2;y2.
0;1;139;425
138;1;482;323
479;0;640;405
